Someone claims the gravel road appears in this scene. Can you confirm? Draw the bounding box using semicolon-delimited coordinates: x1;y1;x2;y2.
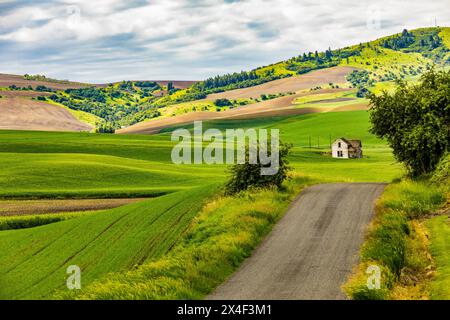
208;183;386;300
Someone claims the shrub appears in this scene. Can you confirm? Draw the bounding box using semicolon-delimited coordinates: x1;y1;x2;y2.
224;142;292;195
214;98;233;107
95;122;116;134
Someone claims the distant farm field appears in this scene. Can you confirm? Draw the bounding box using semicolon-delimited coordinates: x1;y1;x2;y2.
0;93;93;132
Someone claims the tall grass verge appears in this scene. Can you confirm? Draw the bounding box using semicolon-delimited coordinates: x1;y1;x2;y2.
343;179;446;300
59;175;313;300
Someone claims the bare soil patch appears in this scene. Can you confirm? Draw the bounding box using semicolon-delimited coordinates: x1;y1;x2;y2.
0;96;92;132
0;73;89;90
0;198;147;216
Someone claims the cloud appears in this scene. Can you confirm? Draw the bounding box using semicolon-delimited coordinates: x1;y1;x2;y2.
0;0;449;82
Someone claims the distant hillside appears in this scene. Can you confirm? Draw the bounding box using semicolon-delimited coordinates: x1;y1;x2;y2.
119;27;450;133
1;27;449;133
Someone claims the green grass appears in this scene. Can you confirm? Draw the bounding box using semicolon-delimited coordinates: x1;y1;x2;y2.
0;185;217;299
426;215;450;299
60;177;313;299
0;111;401;201
166;111;401;182
0;210;98;231
0;131;225;199
0;109;401;299
344;180;447;300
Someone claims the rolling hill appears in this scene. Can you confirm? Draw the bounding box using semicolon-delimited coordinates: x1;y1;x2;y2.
1;27;449;134
0;74;198;132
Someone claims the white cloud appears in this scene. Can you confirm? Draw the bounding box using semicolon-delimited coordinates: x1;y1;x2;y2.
0;0;449;82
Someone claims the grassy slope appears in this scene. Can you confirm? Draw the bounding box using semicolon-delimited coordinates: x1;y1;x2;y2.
0;185;216;299
66;177;311;300
0;111;400;201
0;131;224;199
0;110;401;299
161;111;401;182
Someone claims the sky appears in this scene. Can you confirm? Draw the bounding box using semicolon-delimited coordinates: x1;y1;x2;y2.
0;0;449;83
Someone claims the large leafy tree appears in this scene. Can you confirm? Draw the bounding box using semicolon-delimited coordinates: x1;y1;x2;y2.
369;69;450;176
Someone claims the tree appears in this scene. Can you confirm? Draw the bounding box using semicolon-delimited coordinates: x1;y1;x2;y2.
214;98;233;107
95;122;116;134
369;69;450;176
224;142;292;195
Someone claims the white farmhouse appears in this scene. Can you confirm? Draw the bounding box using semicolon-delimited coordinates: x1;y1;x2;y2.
332;138;363;159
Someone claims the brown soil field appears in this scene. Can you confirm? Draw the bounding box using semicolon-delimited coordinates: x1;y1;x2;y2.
206;66;356;100
0;73;197;90
95;80;197;89
118;88;361;135
0;73;89;90
0;90;51;98
0;94;92;132
0;198;147;216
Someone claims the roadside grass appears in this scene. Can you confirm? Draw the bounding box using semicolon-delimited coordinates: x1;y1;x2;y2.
426;215;450;299
0;185;217;299
343;180;447;299
60;175;315;300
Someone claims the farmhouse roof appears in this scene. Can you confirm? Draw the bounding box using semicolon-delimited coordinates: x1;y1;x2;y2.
337;138;362;148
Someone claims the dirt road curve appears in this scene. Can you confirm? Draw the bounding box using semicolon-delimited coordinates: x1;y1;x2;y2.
208;183;386;300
